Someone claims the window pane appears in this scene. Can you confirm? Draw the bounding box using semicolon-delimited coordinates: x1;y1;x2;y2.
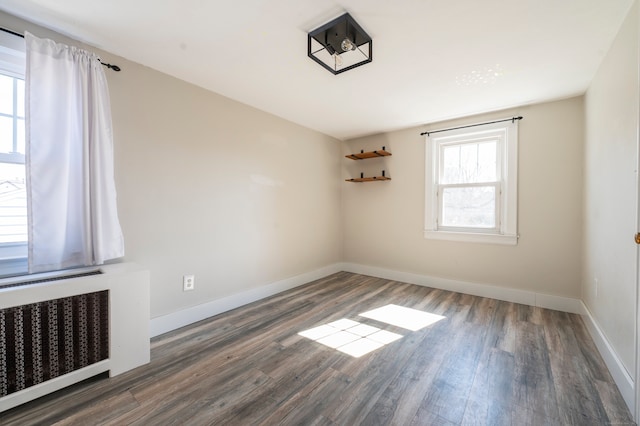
477;141;497;182
441;141;497;184
0;116;13;153
442;145;460;183
0;74;12;115
459;143;477;181
441;186;496;228
0;162;27;243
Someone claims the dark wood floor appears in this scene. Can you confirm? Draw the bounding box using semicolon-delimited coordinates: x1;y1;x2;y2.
0;272;635;425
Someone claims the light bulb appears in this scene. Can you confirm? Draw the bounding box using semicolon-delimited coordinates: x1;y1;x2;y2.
341;38;356;52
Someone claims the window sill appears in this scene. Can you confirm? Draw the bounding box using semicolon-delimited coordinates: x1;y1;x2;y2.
0;256;28;277
424;230;518;245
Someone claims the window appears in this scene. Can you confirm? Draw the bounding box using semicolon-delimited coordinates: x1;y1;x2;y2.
0;31;123;277
0;30;27;275
425;119;518;245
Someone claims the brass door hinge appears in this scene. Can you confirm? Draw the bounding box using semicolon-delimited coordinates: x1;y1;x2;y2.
635;233;640;245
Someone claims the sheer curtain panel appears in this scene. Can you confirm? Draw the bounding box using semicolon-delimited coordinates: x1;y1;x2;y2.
25;32;124;273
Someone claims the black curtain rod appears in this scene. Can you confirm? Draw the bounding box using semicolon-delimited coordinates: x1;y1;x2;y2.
0;27;121;72
420;116;523;136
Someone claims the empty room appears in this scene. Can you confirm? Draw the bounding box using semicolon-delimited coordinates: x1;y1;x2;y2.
0;0;638;424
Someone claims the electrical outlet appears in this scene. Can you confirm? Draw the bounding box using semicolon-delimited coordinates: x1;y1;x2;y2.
183;275;195;291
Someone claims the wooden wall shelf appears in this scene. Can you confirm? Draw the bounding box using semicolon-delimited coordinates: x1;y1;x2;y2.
346;175;391;183
346;148;392;160
346;146;392;183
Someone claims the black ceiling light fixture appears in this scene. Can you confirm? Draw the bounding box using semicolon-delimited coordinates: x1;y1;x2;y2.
308;13;372;75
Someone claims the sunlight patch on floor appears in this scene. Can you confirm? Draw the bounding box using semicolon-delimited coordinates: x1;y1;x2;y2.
359;304;446;331
299;319;402;358
298;304;445;358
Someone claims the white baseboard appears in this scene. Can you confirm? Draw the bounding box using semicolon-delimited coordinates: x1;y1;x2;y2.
150;263;344;337
341;263;583;313
150;262;583;337
580;301;635;413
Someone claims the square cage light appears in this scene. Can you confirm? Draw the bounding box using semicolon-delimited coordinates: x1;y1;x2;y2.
308;13;372;75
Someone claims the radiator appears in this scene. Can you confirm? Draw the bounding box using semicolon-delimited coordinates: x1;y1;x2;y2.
0;263;150;412
1;290;109;397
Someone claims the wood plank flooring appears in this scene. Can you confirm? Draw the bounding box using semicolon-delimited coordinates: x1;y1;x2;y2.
0;272;634;425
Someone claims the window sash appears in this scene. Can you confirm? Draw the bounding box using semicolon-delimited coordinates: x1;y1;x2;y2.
435;134;503;234
438;136;502;185
437;182;501;233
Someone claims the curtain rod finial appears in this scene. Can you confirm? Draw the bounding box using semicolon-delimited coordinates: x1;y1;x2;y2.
99;61;121;72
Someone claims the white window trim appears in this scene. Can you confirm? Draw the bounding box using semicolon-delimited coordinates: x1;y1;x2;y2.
424;119;518;245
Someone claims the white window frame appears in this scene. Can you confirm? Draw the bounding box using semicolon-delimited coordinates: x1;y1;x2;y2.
0;30;27;275
425;119;518;245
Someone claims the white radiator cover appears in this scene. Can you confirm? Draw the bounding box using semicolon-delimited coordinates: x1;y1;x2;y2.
0;262;150;412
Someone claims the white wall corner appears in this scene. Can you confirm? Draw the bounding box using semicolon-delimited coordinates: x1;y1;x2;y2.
150;263;345;337
580;301;635;413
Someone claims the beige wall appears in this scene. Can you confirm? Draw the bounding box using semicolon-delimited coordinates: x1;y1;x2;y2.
583;1;638;375
343;97;584;299
111;64;343;318
0;11;343;319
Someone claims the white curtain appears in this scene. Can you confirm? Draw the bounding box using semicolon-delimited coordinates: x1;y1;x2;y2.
25;32;124;273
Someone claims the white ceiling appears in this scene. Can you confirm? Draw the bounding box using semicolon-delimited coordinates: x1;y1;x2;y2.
0;0;634;140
